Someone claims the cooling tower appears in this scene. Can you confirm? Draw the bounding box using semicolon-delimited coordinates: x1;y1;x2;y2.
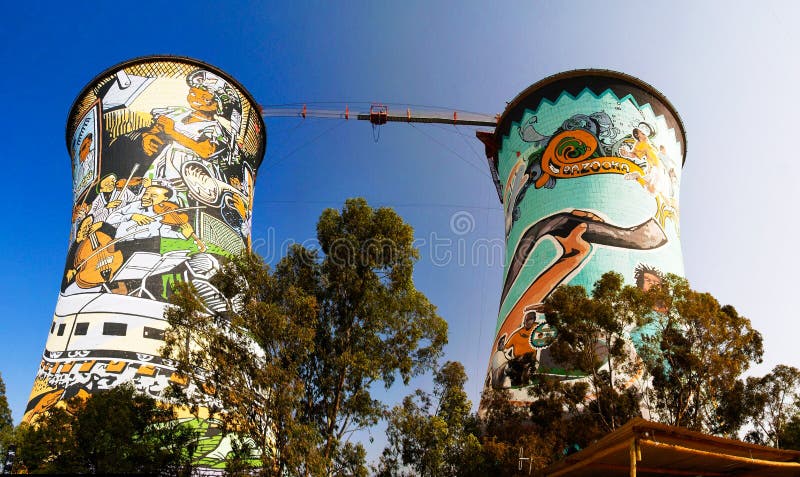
481;70;686;403
25;56;265;465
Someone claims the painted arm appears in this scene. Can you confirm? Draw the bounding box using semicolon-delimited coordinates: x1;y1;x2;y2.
495;211;599;344
106;203;135;227
141;124;166;157
156;116;217;159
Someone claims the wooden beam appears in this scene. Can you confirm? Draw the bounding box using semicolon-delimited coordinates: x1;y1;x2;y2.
591;463;728;476
632;423;800;460
548;439;634;477
641;439;800;469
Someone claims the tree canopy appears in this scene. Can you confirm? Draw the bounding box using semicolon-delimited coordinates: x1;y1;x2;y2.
473;271;771;474
377;361;482;476
742;364;800;448
163;249;322;476
12;384;192;475
636;274;764;433
163;197;448;475
0;373;13;473
541;271;651;434
10;207;798;474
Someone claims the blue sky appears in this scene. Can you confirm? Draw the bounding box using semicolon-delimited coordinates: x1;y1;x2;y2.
2;0;799;464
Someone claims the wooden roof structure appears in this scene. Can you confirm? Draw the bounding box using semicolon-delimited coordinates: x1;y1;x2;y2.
544;418;800;477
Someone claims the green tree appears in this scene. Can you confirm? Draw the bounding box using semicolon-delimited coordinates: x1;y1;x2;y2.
638;274;763;433
300;198;448;472
477;388;557;476
743;364;800;448
377;361;481;476
13;384;192;474
164;250;324;476
476;272;767;473
0;372;13;471
14;406;81;474
164;198;447;474
778;413;800;450
542;271;650;434
469;272;653;475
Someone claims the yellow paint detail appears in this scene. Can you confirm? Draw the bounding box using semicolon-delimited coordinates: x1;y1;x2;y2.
23;389;64;423
58;362;76;373
78;360;97;372
106;361;127;373
137;364;156;376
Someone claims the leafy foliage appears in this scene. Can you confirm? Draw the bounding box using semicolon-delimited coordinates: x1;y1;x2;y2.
743;365;800;448
473;271;775;473
377;362;481;476
637;274;763;433
0;374;10;434
163;198;447;474
779;413;800;450
0;373;14;473
477;387;559;476
542;271;650;433
307;198;448;468
164;249;323;476
13;384;192;474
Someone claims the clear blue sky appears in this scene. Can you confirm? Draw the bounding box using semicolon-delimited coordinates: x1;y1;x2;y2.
2;0;799;464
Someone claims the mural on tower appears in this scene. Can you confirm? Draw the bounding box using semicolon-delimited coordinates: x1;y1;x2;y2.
485;71;686;402
26;57;266;467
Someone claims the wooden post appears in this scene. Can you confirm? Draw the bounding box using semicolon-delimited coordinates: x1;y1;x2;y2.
629;439;637;477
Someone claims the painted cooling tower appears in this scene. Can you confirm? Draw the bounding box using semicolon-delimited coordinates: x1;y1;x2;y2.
25;56;265;436
482;70;686;402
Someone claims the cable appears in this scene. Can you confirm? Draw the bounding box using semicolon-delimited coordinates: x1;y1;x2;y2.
266;116;306;144
453;124;489;165
253;198;501;212
407;123;493;180
474;186;492;400
424;122;490;176
264;119;348;171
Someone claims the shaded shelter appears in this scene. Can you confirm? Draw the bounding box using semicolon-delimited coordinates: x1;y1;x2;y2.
545;418;800;477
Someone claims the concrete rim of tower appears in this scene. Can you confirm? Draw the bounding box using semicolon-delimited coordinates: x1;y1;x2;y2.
493;69;688;167
64;54;267;169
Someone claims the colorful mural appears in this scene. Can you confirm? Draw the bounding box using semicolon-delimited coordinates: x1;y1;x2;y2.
26;57;265;468
484;71;686;403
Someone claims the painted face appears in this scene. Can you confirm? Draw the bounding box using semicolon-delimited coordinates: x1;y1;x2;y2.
524;312;537;330
187;87;217;113
141;186;169;207
79;135;93;162
76;216;93;242
99;175;116;193
641;272;662;292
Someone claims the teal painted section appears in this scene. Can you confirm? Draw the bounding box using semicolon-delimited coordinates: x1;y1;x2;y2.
486;85;684;394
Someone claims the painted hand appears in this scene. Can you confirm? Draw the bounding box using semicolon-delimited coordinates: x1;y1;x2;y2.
179;223;194;239
156;115;175;134
142;133;165;156
554;210;603;258
230;193;247;218
131;213;154;225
